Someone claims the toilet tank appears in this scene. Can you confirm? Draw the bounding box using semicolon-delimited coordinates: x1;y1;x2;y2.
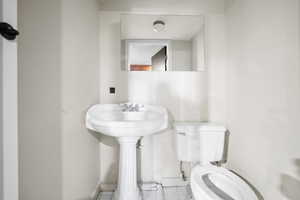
174;122;227;163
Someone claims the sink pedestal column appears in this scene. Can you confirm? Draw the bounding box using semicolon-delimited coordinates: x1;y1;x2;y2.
114;137;141;200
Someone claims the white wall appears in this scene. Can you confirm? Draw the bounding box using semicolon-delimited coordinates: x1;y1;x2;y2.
99;12;129;106
225;0;300;199
18;0;100;199
61;0;100;199
99;10;226;184
18;0;62;199
207;14;227;123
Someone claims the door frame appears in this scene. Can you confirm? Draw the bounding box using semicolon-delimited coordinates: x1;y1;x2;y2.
1;0;18;199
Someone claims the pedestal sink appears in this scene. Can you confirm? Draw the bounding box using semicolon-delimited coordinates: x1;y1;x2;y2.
86;103;168;200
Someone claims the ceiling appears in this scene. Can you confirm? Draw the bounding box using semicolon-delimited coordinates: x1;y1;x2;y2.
98;0;225;14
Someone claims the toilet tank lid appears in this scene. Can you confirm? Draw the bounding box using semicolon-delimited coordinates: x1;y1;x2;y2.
173;121;227;132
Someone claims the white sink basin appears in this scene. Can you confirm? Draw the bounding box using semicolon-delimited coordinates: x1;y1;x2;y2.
86;104;168;137
86;103;168;200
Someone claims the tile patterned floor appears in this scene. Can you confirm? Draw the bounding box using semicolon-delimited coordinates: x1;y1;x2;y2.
97;186;194;200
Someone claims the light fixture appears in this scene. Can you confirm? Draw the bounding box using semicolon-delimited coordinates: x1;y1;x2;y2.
153;20;165;32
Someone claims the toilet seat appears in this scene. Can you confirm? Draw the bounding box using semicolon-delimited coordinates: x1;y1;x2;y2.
191;164;258;200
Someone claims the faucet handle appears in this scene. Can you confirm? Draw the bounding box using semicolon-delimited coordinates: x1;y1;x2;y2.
120;103;144;112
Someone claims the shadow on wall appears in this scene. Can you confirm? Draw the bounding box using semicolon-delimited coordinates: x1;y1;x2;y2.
88;129;102;141
280;159;300;200
89;128;120;184
100;134;119;184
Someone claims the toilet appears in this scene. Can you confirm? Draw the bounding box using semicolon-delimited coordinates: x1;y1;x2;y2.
174;122;259;200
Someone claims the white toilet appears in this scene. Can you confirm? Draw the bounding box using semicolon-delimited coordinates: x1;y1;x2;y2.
174;122;259;200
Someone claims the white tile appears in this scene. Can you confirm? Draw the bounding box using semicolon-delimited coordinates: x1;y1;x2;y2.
97;192;113;200
97;186;193;200
142;190;157;200
164;187;179;200
177;186;193;200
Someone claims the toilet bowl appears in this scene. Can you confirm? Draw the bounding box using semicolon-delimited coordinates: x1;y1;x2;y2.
191;164;258;200
173;122;259;200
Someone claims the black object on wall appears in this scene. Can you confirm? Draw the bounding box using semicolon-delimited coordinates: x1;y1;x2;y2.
0;22;19;41
109;87;116;94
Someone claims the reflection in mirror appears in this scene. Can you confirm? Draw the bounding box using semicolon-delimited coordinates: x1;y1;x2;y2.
120;14;206;72
123;40;170;71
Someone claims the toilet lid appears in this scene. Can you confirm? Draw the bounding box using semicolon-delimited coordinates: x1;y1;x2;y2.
191;165;258;200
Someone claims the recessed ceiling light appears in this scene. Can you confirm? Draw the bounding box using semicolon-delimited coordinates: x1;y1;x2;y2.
153;20;165;32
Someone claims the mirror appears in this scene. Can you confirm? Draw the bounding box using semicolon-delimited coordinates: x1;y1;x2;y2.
121;14;206;71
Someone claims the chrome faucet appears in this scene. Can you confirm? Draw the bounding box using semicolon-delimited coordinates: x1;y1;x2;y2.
120;103;144;112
